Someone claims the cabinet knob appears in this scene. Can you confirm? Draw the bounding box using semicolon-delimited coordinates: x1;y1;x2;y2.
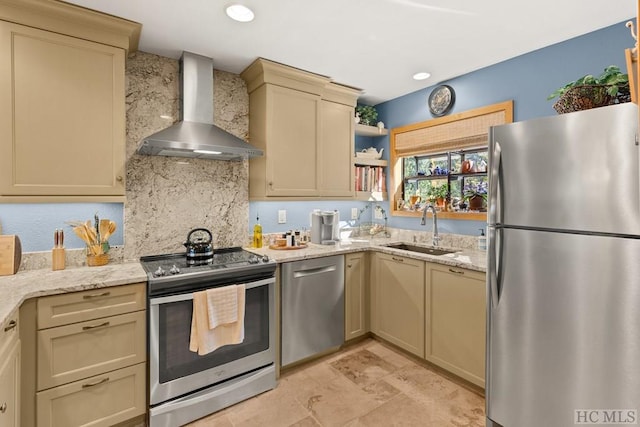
347;264;352;268
448;268;464;275
0;402;6;413
116;175;124;182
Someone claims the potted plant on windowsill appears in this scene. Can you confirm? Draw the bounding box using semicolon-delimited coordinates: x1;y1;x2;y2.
463;181;487;211
428;185;449;210
547;65;630;114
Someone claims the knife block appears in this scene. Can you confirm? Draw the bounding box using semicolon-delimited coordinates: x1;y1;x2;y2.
0;235;22;276
52;248;65;271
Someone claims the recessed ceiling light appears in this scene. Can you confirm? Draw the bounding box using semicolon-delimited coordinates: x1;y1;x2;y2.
225;4;255;22
413;72;431;81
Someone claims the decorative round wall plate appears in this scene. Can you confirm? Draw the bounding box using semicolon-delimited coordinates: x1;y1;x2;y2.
428;85;455;116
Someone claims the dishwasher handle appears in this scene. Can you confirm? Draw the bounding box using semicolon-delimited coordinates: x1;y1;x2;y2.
293;265;337;278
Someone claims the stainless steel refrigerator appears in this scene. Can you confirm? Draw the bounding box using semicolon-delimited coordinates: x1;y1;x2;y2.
486;102;640;427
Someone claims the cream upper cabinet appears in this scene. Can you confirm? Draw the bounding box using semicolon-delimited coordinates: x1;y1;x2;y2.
371;252;425;357
0;21;125;201
242;58;360;200
0;0;140;202
425;263;486;388
345;252;369;341
319;99;355;197
0;310;20;427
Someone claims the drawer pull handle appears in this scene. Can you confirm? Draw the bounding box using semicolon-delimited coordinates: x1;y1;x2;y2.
0;402;6;413
3;320;16;332
82;321;110;331
83;291;111;299
448;268;465;275
392;256;404;262
82;377;109;388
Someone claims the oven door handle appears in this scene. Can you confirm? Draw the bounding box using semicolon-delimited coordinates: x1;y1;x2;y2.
150;277;275;305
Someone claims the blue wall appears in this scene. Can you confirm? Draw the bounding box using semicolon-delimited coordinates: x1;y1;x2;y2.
0;203;124;252
250;19;635;236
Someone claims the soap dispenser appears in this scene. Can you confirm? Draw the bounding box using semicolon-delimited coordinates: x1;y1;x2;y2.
253;214;263;248
478;228;487;251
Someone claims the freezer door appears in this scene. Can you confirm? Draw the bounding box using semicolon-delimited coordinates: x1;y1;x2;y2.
488;103;640;235
486;228;640;427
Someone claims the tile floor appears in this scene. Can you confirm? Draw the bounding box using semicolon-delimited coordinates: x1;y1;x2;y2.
187;338;485;427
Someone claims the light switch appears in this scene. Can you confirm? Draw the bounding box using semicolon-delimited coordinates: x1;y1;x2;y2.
278;210;287;224
351;208;358;220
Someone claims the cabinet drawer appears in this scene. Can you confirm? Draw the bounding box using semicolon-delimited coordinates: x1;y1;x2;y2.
36;362;146;427
37;283;145;329
37;311;146;391
0;309;19;355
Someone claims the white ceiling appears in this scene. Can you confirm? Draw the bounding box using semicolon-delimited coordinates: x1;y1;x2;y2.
66;0;635;105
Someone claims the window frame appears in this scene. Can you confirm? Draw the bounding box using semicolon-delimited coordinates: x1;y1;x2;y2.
389;101;513;220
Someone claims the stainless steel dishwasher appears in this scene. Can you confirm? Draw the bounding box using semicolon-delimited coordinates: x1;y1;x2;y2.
281;255;344;367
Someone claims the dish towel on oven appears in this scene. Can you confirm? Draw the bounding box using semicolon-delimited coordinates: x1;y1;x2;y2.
189;284;246;355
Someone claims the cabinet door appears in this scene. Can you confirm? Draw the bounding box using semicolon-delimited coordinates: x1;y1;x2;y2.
36;362;145;427
319;100;354;197
425;264;486;387
371;253;424;357
345;252;368;340
265;85;320;196
0;339;20;427
0;21;125;199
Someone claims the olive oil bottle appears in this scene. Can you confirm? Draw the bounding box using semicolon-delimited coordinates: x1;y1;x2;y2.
253;214;263;248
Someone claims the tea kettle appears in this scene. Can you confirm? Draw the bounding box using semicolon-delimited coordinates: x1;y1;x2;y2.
361;147;384;158
184;228;213;265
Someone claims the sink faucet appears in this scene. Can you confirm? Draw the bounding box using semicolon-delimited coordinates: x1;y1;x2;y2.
420;204;440;246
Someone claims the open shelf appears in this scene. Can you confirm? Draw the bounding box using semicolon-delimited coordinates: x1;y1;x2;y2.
353;157;388;167
355;191;387;201
355;123;388;137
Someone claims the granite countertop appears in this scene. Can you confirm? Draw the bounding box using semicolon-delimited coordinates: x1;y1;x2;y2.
0;262;146;327
0;235;487;327
247;238;487;273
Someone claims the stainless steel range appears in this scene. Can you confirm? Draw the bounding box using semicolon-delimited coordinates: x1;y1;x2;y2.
140;247;277;427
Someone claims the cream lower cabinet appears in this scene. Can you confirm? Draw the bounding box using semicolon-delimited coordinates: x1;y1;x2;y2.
33;283;146;427
425;263;486;387
345;252;369;340
371;253;425;357
0;310;20;427
0;20;126;201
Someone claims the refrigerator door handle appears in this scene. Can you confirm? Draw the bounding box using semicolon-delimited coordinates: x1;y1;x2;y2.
489;141;502;225
488;226;502;309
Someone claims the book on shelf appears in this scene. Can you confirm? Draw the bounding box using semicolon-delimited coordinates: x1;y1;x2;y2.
354;165;386;192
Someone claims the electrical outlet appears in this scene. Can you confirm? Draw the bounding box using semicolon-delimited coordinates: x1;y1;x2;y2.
278;210;287;224
351;208;358;220
374;206;384;219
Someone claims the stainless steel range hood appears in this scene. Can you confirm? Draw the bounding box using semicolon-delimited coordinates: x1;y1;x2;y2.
137;52;263;161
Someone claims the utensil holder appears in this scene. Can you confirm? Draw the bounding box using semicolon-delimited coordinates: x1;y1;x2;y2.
87;253;109;267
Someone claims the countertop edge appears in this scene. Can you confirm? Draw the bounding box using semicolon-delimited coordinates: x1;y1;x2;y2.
1;241;486;326
0;262;147;327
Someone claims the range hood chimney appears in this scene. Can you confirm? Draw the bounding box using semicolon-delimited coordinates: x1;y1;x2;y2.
137;52;263;160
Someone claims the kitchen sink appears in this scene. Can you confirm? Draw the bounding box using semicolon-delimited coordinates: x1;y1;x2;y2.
383;243;459;256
